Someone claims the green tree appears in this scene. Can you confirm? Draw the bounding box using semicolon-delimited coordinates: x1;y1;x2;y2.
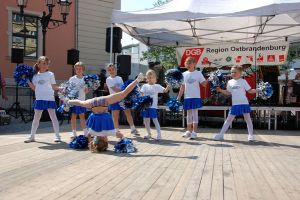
141;46;177;69
140;0;177;69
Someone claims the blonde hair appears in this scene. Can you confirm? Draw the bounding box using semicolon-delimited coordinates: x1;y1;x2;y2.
89;136;108;152
146;69;157;80
106;63;116;69
74;61;85;71
185;56;196;63
231;65;243;72
34;56;50;72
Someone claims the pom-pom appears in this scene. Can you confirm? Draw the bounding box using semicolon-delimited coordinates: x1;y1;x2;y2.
208;70;225;94
69;135;88;149
167;97;182;112
84;74;100;90
13;64;34;87
257;81;273;100
114;137;137;153
132;96;153;111
119;80;140;109
165;69;183;88
57;81;79;112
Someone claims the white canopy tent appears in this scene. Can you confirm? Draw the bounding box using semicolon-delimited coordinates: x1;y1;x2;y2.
112;0;300;47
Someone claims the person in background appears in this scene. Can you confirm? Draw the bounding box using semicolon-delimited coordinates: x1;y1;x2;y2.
0;71;8;101
94;69;108;97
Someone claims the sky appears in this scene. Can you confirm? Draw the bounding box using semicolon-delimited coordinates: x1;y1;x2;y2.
121;0;158;46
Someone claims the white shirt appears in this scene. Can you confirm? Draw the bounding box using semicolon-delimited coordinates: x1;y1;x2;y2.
183;70;206;99
69;75;86;101
227;78;251;105
106;76;123;94
140;83;165;108
32;71;56;101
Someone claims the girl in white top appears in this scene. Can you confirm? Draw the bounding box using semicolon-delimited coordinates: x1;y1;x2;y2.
68;62;89;138
106;64;139;136
177;57;207;139
214;66;259;141
25;56;61;143
140;70;170;140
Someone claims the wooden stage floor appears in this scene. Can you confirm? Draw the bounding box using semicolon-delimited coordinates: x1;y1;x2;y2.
0;124;299;200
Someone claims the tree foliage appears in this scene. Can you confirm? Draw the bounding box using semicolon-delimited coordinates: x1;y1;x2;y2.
141;46;177;69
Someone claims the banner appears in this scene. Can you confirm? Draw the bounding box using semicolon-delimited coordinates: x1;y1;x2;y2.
176;41;289;67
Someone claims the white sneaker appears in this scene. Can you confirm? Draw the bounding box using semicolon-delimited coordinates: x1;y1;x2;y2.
190;132;197;140
182;131;191;138
213;134;224;141
54;137;61;142
248;135;255;142
156;134;162;141
24;137;35;143
144;135;151;139
70;132;77;139
131;129;140;136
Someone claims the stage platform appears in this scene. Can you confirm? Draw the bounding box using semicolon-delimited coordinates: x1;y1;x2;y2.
0;121;299;200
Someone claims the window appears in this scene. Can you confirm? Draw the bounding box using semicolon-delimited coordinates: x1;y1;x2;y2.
12;13;38;58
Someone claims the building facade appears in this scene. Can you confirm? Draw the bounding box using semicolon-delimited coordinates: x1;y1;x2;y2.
0;0;120;109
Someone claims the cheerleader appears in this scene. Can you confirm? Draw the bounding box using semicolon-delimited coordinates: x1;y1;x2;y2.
25;56;61;143
213;66;259;141
177;57;207;139
106;64;139;136
68;62;89;138
68;73;144;151
140;70;170;141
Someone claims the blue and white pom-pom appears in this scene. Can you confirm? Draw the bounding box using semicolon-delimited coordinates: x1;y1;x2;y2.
84;74;100;90
57;81;79;112
114;137;137;153
69;135;88;149
208;70;225;94
167;97;182;112
257;81;273;100
13;64;35;87
165;69;183;88
119;80;140;109
132;96;153;111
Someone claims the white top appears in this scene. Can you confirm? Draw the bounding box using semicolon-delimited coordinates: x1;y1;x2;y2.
106;76;123;94
69;75;86;101
227;78;251;105
140;83;165;108
183;70;206;99
32;71;56;101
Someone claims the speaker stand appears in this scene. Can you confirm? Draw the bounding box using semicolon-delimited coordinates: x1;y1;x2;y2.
7;83;27;123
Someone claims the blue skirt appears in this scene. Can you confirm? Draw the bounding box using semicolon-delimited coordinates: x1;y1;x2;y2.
70;105;86;114
229;104;252;116
86;113;115;136
33;100;56;110
183;98;202;110
108;102;123;111
140;108;158;118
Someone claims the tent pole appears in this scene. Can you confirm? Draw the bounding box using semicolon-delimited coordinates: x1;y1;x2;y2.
110;23;113;63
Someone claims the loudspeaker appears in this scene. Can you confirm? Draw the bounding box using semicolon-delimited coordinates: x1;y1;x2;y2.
117;55;131;75
105;27;122;53
11;48;24;63
67;49;79;65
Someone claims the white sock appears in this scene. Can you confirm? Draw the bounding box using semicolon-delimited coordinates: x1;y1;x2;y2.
130;125;136;131
83;128;88;136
